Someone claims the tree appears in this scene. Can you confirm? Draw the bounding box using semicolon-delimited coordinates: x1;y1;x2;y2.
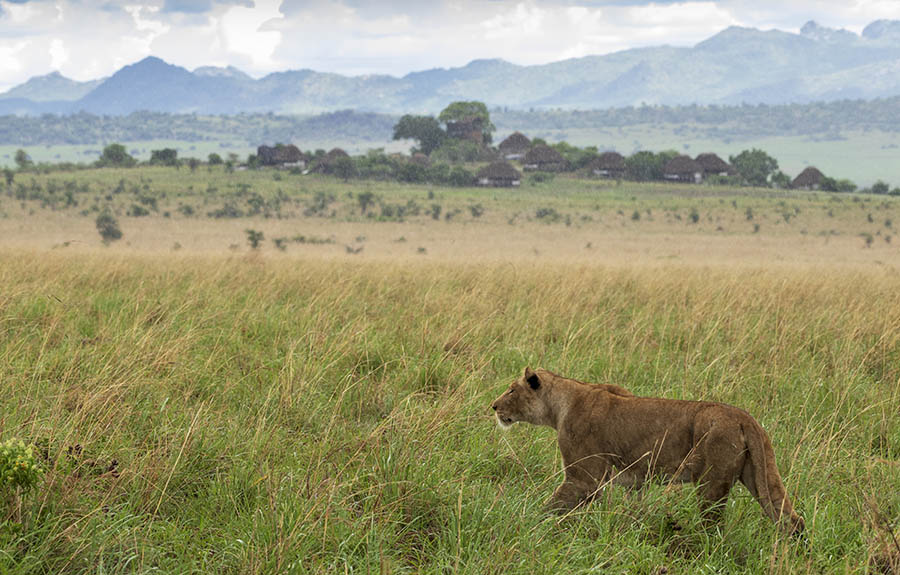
729;149;779;187
392;115;447;156
771;170;792;189
96;143;136;168
871;180;890;195
149;148;179;167
438;101;495;144
3;168;13;188
14;149;32;170
208;153;223;165
331;156;357;181
625;151;673;181
187;158;201;173
95;211;122;244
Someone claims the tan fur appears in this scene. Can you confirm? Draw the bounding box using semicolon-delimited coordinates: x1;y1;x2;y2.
490;367;804;534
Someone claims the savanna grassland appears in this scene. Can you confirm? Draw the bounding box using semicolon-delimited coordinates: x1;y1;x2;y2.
1;167;899;573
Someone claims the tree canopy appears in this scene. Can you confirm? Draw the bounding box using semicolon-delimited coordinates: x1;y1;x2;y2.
392;115;447;156
96;143;136;168
730;149;779;187
438;101;495;142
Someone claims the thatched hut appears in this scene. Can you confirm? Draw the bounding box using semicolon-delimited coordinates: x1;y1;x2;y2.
523;145;568;172
257;144;306;168
663;155;703;184
498;132;531;160
477;161;522;187
446;119;484;144
695;153;733;177
587;152;626;178
792;166;825;190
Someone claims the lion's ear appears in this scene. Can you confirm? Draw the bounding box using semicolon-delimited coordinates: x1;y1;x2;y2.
524;367;541;390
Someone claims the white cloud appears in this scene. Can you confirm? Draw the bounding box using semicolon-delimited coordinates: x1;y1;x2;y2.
220;0;282;66
49;38;67;69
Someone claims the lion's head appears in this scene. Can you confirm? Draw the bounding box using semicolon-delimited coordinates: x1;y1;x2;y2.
490;367;551;428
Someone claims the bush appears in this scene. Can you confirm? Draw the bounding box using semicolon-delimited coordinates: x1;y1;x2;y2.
245;229;264;249
95;211;122;243
0;438;42;494
446;166;474;187
127;204;150;217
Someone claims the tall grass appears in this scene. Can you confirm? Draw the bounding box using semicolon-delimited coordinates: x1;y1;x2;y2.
0;251;898;573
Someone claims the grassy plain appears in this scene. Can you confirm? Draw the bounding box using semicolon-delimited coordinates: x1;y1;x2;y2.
1;167;899;573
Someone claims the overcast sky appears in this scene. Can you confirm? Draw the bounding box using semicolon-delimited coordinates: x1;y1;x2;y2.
1;0;899;92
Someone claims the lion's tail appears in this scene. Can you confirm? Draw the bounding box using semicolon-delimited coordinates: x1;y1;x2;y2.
742;418;804;534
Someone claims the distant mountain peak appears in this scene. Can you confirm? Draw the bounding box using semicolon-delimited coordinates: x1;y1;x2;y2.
799;20;858;43
193;65;252;81
0;70;102;102
862;19;900;40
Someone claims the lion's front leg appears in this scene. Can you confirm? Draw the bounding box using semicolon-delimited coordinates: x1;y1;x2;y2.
545;481;591;514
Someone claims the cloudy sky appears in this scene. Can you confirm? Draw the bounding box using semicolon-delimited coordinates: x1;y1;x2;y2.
0;0;898;91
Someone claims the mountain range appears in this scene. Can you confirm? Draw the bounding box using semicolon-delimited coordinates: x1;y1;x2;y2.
3;19;900;116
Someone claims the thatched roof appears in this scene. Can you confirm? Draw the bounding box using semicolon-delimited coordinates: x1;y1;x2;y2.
477;161;521;181
588;151;625;171
258;144;305;166
664;155;702;176
695;153;731;174
524;144;566;165
325;148;349;161
792;166;824;188
498;132;531;153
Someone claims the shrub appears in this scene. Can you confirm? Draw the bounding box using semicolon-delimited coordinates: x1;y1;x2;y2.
535;207;562;223
528;172;555;185
357;191;376;215
0;438;42;494
95;211;122;243
127;204;150;217
447;166;474;187
245;229;264;249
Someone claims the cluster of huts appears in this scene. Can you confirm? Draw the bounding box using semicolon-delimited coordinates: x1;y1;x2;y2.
474;131;740;188
258;136;830;191
256;144;352;174
477;131;830;190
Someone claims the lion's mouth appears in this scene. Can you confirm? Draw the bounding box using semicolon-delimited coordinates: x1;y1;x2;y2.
495;413;515;428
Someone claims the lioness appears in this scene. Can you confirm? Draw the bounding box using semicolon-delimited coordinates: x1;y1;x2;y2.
491;367;804;533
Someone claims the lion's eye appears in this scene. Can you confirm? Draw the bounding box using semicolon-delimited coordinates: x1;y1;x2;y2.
508;388;515;394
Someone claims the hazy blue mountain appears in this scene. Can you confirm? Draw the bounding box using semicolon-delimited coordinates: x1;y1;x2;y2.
0;71;103;102
4;20;900;115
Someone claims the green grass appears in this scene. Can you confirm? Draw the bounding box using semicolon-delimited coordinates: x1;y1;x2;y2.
0;253;898;573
